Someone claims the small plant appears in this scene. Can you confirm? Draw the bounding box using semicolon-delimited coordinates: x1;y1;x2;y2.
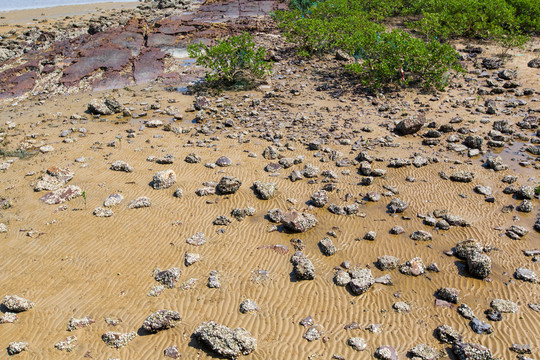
187;32;272;86
81;190;87;208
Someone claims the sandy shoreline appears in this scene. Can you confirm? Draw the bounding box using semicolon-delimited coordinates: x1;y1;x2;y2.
0;0;539;358
0;1;139;25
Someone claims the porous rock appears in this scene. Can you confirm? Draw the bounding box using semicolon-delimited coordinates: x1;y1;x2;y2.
142;310;181;333
193;321;257;359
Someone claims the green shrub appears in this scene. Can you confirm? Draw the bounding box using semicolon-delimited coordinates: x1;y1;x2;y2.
506;0;540;32
346;30;463;89
187;32;272;85
273;0;463;90
406;0;538;40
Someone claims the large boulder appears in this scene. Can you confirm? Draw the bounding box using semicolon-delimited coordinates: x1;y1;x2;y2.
193;321;257;359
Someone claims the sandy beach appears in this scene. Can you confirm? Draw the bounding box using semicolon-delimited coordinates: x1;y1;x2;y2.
0;1;539;359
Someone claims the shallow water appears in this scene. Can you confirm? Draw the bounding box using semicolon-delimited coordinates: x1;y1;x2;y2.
0;0;137;12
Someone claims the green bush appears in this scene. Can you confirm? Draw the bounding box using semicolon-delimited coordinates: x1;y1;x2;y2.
346;30;462;89
187;32;272;85
406;0;538;40
273;0;463;90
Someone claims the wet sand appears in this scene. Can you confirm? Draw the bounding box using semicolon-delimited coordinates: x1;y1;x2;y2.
0;3;539;360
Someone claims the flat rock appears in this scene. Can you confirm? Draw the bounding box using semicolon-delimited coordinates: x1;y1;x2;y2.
40;185;82;205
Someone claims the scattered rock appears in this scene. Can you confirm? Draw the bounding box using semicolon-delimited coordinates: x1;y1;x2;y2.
152;170;176;189
239;299;259;314
409;344;439;360
40;185;82;205
452;342;494;360
253;181;277;199
142;310;181;333
282;211;318;232
102;332;137;349
7;342;29;355
154;267;181;288
2;295;34;312
291;251;315;280
128;196;151;209
318;237;337;256
67;317;95;331
435;287;459;303
375;345;399;360
434;324;462;344
514;267;537;283
110;160;133;172
347;337;367;351
217;176;242;195
54;335;77;352
348;268;375;295
193;321;257;359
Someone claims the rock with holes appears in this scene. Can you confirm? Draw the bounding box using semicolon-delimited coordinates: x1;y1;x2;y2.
193;321;257;359
409;344;439;360
110;160;133;172
348;268;375;295
490;299;518;313
7;342;29;355
154;267;181;288
142;310;182;333
467;252;491;279
318;237;337;256
102;332;137;349
152;170;176;190
282;211;318;233
67;317;95;331
388;198;408;213
399;257;425;276
410;230;432;241
216;176;242;195
375;345;399;360
128;196;151;209
452;342;494;360
2;295;34;312
291;251;315;280
239;299;259;314
253;181;277;200
40;185;82;205
514;267;537;283
435;325;462;344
